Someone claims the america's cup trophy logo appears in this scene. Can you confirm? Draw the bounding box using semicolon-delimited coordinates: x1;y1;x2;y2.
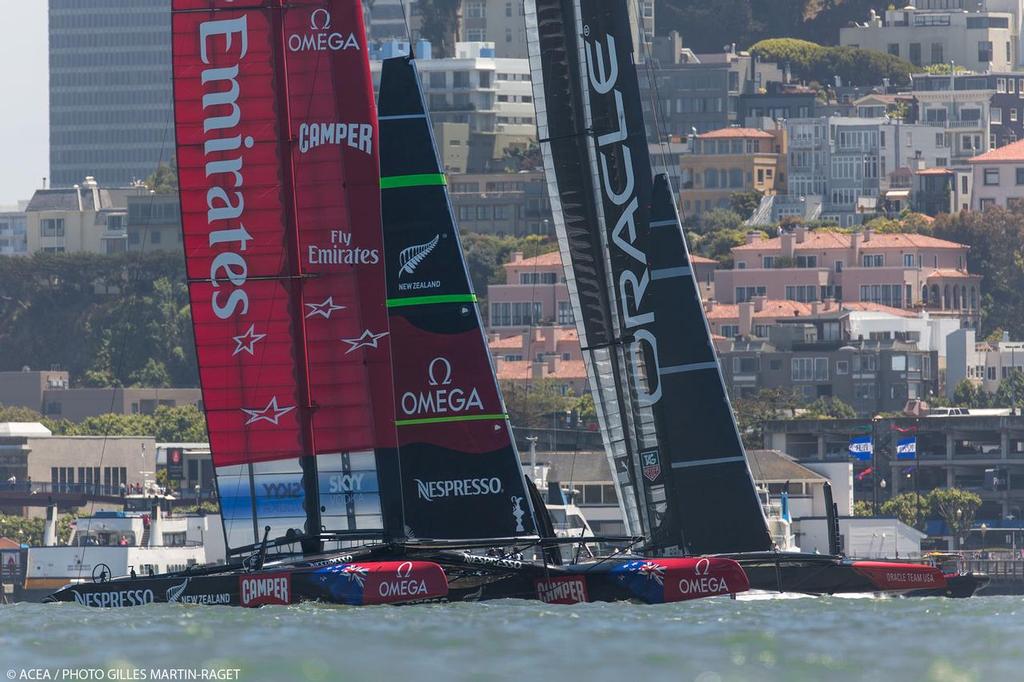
512;496;525;532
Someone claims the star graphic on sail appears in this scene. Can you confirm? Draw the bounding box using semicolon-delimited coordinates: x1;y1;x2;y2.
305;296;346;319
342;329;389;354
231;323;266;357
241;396;296;426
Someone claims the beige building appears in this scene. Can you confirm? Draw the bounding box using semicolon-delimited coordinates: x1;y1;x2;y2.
24;178;147;255
681;127;787;217
126;193;182;253
0;370;201;422
840;6;1016;72
450;171;551;236
0;423;156;516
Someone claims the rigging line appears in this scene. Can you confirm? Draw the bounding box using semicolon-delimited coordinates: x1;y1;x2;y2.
75;69;177;576
397;0;414;48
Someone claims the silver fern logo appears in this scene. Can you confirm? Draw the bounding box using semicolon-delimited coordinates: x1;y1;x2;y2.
398;235;440;278
166;578;189;603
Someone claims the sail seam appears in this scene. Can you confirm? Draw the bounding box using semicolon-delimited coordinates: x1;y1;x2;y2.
395;413;508;427
649;219;677;228
386;294;477;308
671;456;747;469
380;173;447;189
379;113;427;120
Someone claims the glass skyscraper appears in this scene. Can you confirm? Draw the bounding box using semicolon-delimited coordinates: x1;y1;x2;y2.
49;0;173;188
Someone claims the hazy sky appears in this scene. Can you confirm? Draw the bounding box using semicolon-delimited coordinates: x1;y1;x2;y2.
0;4;48;207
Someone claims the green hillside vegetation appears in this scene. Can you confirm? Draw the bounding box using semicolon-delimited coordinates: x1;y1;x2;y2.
750;39;918;87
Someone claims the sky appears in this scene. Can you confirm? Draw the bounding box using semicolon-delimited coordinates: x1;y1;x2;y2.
0;4;48;208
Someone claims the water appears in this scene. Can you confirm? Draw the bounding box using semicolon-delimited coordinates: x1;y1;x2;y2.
2;596;1022;682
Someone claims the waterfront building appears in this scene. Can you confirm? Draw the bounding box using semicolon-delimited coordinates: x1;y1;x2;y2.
365;0;415;43
0;422;156;517
738;82;818;126
489;327;582;363
49;0;173;187
764;414;1024;532
968;137;1024;209
0;211;27;256
840;6;1016;72
23;178;145;255
715;226;981;327
458;0;530;58
0;369;201;422
913;166;974;215
679;126;787;218
908;88;992;166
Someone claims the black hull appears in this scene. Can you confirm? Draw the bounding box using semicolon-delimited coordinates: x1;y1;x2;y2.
44;550;750;607
723;552;953;596
904;573;990;599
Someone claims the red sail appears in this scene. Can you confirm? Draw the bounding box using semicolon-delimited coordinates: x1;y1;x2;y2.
171;0;395;472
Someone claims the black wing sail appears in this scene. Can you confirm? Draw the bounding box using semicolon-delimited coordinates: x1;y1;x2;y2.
647;174;773;553
527;0;772;554
378;56;540;541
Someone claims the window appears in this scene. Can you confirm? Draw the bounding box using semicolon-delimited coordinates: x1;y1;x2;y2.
909;43;922;66
734;286;766;303
720;325;739;337
855;383;876;400
979;41;994;64
762;256;776;269
769;359;782;371
836;360;849;375
903;253;914;267
859;284;903;306
887;44;900;58
795;255;817;268
992;108;1003;125
1016;168;1024;186
785;285;818;302
931;43;943;65
732;356;759;373
852;354;878;373
41;218;65;237
557;301;573;324
489;302;543;326
835;260;843;273
862;254;884;267
892;355;907;371
984;168;1000;186
792;357;828;382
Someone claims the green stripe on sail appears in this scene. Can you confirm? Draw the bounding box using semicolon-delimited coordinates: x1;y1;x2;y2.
380;173;447;189
395;413;507;427
387;294;477;308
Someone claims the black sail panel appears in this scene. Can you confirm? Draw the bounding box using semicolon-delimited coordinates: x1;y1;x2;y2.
379;56;539;541
647;174;773;553
528;0;773;554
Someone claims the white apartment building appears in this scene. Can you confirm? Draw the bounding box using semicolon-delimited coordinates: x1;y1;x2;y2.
371;42;535;137
840;6;1016;72
947;328;1024;397
968;137;1024;209
914;89;993;166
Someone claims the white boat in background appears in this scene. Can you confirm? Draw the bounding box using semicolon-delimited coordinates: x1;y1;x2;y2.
21;504;224;601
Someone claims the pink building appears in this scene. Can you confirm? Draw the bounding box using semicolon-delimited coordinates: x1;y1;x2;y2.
487;251;571;328
714;226;980;326
970;139;1024;211
493;357;588;397
705;297;915;338
488;327;582;362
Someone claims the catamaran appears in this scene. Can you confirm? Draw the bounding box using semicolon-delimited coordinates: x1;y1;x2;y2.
523;0;972;596
47;0;748;607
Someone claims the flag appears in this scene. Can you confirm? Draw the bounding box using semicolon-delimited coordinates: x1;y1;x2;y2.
896;436;917;460
856;467;874;481
849;435;873;461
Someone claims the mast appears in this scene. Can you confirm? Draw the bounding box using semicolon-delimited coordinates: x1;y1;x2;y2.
171;0;399;555
378;55;540;541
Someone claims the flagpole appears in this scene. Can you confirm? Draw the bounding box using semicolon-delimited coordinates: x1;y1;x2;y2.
915;418;921;529
872;417;879;516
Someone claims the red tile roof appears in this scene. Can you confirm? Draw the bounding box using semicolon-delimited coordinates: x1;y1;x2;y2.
495;360;587;380
970;139;1024;163
915;167;953;175
690;254;718;265
698;127;775;140
706;300;813;320
733;230;967;252
841;302;918;318
926;268;977;279
505;251;562;268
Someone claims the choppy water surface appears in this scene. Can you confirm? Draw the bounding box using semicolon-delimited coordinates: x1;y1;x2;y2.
2;596;1022;682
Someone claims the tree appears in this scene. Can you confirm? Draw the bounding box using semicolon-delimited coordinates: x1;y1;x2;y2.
853;500;874;518
0;404;45;423
994;369;1024;410
501;379;574;429
416;0;460;57
880;492;930;530
153;404;208;442
129;359;171;388
144;161;177;194
750;38;918;87
931;488;982;548
732;388;800;448
951;379;987;409
729;190;763;219
698;209;745;235
800;396;857;419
